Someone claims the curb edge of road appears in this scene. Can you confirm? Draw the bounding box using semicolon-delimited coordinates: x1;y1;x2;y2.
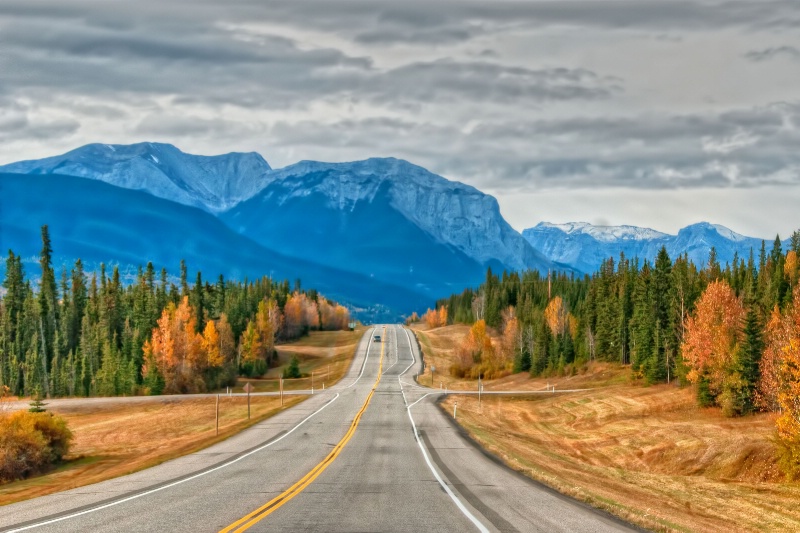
432;395;649;533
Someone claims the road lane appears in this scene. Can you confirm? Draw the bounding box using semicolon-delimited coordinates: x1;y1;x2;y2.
0;329;381;532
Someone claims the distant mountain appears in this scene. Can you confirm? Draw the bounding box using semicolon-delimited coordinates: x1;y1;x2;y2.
0;143;273;213
221;158;556;294
523;221;768;274
1;145;558;279
0;173;429;318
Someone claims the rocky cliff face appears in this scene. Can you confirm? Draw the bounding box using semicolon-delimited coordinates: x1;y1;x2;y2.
266;157;553;272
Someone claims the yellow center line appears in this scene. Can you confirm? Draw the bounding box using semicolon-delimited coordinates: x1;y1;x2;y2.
219;327;386;533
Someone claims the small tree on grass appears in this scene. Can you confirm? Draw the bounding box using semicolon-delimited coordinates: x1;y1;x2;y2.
283;356;301;379
29;389;47;413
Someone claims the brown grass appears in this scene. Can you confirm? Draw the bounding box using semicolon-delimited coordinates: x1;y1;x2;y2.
412;323;625;391
0;395;303;506
232;327;367;393
0;328;364;506
416;324;800;532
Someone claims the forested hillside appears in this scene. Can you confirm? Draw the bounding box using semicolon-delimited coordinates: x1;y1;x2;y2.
433;231;800;477
0;227;350;399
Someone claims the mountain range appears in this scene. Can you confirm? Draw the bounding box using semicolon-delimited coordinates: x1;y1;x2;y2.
0;143;555;317
523;221;773;275
0;142;780;315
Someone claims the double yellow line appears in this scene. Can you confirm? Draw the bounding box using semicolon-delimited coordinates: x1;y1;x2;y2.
220;327;386;533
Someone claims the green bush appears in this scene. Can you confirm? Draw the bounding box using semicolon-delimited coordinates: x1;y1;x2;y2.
0;411;73;484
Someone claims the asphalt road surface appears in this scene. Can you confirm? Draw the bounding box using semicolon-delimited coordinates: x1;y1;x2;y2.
0;325;640;533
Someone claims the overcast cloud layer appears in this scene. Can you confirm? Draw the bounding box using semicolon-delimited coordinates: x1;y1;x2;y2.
1;0;798;238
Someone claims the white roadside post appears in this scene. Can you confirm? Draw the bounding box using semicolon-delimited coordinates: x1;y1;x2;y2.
454;400;458;420
216;394;220;436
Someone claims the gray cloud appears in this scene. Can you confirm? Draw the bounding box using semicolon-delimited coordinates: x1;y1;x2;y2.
0;0;799;237
745;46;800;61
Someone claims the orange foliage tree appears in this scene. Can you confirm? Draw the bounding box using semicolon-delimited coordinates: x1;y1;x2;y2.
544;296;569;337
319;299;350;330
450;319;506;379
283;293;319;339
761;285;800;478
423;307;448;328
142;296;221;393
682;280;746;414
758;306;785;412
499;307;521;370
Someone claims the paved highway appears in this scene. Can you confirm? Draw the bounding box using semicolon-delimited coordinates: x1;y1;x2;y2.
0;326;639;533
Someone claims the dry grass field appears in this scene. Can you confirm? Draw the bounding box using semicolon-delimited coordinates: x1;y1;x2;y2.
416;324;800;532
0;395;303;506
0;328;364;506
231;326;367;393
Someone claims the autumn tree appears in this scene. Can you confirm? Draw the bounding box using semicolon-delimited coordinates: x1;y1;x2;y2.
142;297;206;393
320;299;350;330
423;307;448;328
682;280;746;415
544;296;568;337
758;285;800;478
758;306;785;412
283;293;317;339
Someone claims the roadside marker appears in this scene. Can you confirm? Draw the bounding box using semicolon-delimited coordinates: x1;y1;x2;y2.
243;382;254;419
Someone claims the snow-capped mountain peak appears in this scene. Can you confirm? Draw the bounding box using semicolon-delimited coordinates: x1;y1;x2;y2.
0;142;274;213
524;221;767;274
534;221;668;243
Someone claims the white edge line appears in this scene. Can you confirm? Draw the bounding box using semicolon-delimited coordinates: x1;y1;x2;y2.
6;392;342;533
345;327;374;388
398;326;490;533
8;326;381;532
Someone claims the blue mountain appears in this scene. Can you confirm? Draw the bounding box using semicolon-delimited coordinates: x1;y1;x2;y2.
523;221;770;274
0;173;429;318
0;145;561;303
220;158;555;295
0;142;273;213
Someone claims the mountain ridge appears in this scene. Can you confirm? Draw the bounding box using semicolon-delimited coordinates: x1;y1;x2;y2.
0;142;275;213
523;221;773;274
0;143;557;277
0;172;429;319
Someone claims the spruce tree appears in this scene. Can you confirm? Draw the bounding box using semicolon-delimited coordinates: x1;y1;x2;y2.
740;304;764;413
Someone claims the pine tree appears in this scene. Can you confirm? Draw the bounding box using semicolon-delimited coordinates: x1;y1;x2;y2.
193;271;205;333
283;355;301;379
741;304;764;413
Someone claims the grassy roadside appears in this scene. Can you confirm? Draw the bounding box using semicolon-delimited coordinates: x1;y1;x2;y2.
230;326;367;393
0;328;365;506
418;324;800;532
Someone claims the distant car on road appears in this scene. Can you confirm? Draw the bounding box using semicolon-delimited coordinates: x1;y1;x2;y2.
373;335;381;341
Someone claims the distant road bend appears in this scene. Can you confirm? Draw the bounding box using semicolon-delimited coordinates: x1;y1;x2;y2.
0;326;639;533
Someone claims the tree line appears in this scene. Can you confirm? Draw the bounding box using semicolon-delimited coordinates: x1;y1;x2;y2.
432;232;800;475
0;226;351;398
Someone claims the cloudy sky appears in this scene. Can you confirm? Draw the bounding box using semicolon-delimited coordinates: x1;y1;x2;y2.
1;0;798;239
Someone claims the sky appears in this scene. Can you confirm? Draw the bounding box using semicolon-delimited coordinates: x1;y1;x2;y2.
1;0;798;239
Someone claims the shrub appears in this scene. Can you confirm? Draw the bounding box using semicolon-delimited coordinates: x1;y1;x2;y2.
0;411;73;484
776;435;800;481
